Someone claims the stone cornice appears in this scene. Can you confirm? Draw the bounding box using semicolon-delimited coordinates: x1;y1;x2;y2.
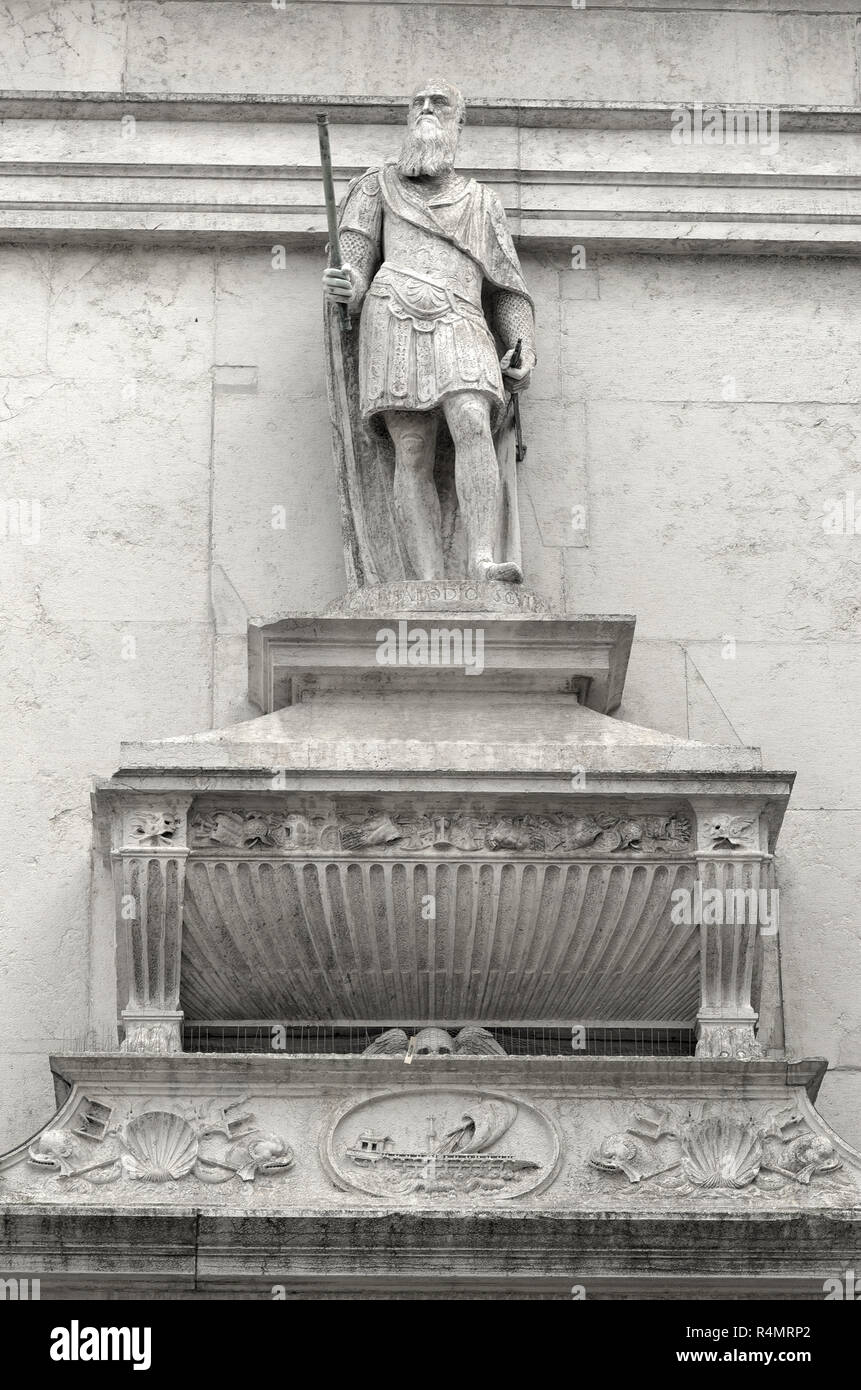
1;94;861;251
3;93;861;128
46;1052;829;1098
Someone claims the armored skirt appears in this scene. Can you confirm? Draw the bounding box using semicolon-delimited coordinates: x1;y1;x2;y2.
358;267;506;423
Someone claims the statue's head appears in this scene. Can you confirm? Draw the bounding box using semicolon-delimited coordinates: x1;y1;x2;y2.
398;79;466;178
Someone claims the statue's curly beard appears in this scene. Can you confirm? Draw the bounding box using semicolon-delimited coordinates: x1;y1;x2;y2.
397;123;459;178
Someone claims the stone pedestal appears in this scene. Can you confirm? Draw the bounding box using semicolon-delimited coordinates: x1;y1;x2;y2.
247;607;634;716
4;595;858;1297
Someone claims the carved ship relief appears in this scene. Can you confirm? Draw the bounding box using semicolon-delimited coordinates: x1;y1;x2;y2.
326;1090;560;1200
347;1099;537;1194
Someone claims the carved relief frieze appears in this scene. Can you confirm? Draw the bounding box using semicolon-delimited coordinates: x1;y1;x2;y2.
189;806;692;857
589;1104;849;1198
7;1073;860;1217
190;809;334;853
28;1096;293;1189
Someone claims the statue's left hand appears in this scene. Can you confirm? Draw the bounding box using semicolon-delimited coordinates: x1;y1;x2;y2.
500;346;534;393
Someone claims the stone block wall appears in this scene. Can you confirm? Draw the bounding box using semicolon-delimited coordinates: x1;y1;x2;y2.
0;0;858;1148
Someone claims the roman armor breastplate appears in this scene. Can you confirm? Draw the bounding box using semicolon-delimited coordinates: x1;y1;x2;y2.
376;212;483;311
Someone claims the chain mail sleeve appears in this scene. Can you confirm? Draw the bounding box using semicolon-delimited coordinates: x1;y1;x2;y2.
493;290;537;367
337;170;382;308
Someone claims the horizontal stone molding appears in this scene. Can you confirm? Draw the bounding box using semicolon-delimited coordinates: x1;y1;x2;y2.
39;1052;835;1095
4;95;861;128
2;96;861;251
2;1207;858;1299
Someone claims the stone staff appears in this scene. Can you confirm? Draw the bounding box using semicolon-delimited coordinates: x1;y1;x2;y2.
316;112;350;332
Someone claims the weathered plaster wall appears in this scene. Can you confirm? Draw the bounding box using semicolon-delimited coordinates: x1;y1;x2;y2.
2;0;858;104
1;0;859;1151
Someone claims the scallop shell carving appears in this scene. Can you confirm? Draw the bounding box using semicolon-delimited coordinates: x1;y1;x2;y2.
120;1110;199;1181
680;1116;763;1189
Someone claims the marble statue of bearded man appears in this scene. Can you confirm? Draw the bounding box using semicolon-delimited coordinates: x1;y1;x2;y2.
322;80;536;588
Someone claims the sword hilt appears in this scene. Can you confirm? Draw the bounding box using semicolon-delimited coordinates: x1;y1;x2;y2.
506;339;527;462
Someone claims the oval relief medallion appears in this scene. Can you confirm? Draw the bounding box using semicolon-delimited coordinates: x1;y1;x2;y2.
323;1088;560;1200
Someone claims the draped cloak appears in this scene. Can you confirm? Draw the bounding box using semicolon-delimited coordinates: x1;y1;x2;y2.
324;163;534;588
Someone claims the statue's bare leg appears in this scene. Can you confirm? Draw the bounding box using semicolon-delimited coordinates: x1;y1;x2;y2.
442;391;522;584
384;408;443;580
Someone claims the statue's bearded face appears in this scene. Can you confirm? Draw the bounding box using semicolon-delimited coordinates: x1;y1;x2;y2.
398;83;465;178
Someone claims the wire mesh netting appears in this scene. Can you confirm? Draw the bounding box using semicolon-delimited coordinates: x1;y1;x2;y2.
180;1023;697;1057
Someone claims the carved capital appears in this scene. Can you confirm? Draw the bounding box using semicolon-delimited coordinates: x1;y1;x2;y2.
120;1010;184;1056
120;798;192;854
691;800;765;855
695;1017;763;1061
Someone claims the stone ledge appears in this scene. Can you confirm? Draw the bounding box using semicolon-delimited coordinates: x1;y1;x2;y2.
46;1052;831;1097
109;730;770;775
3;94;861;129
2;96;861;250
0;1208;857;1298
